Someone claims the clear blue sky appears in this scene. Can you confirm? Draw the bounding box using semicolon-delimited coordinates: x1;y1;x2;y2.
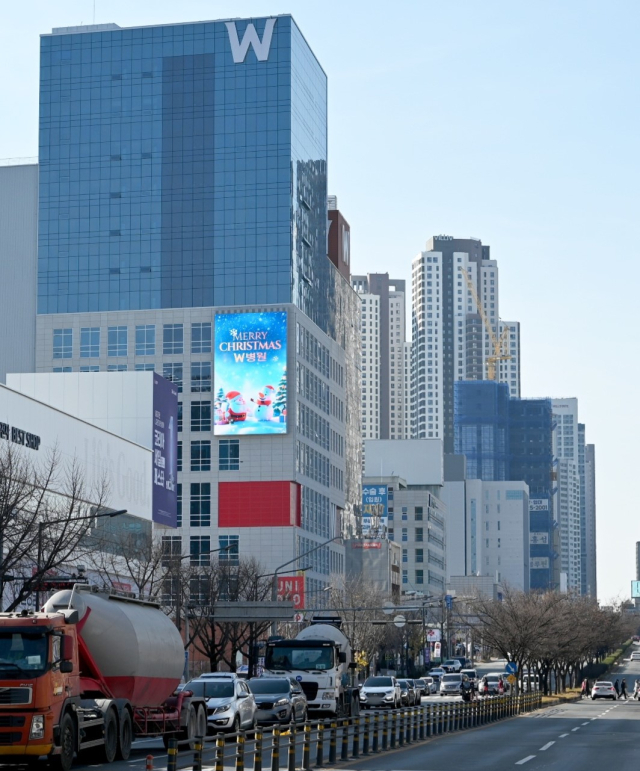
2;1;637;601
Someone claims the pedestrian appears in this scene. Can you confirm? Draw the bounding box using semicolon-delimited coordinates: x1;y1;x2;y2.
620;679;628;700
581;678;588;699
614;679;620;697
498;676;505;695
634;679;640;700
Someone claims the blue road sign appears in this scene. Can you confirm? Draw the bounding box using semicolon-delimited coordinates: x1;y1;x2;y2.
505;661;518;674
445;595;453;610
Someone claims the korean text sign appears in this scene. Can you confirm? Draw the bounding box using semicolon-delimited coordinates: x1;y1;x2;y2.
214;312;288;435
152;375;179;527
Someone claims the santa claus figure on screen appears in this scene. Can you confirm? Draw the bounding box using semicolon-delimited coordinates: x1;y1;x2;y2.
224;391;247;423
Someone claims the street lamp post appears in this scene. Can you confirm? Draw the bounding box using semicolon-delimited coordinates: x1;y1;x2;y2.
34;508;128;611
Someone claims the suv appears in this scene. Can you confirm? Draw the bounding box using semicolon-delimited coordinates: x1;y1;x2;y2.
248;677;307;725
443;659;462;673
186;674;257;734
359;676;401;709
440;673;464;696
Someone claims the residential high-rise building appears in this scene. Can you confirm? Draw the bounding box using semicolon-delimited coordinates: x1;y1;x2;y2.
0;162;38;382
352;274;410;441
411;236;520;452
34;16;360;596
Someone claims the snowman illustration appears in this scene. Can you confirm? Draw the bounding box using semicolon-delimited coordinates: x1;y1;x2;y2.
251;385;276;421
224;391;247;423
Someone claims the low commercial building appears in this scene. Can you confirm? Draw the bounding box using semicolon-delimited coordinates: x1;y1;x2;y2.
344;539;401;600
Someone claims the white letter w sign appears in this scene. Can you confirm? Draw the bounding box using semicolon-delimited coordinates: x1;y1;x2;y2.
226;18;277;64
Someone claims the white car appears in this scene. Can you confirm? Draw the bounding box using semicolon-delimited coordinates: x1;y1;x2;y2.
630;651;640;661
359;676;401;709
423;676;438;694
442;659;462;673
591;681;617;700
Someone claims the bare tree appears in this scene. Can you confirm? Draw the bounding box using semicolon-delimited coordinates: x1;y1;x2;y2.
0;443;110;611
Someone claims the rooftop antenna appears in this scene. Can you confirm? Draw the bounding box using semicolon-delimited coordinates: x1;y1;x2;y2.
93;0;96;24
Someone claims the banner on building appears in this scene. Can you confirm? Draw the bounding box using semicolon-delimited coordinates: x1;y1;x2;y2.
362;485;388;537
529;532;549;545
214;312;288;435
152;375;179;527
529;498;549;512
426;629;441;642
530;557;550;570
351;541;382;549
277;575;305;609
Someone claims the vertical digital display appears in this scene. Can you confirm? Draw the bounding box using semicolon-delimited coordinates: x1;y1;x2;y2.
214;312;288;435
152;375;179;527
362;485;388;537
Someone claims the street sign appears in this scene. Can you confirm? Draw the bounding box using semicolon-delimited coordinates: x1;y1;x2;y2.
445;595;453;610
505;661;518;674
383;601;395;615
393;614;406;628
507;674;517;685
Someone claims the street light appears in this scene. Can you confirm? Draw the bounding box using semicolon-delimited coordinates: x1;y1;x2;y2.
34;508;128;611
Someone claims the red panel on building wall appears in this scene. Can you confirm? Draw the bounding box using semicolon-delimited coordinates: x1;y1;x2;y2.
218;481;301;527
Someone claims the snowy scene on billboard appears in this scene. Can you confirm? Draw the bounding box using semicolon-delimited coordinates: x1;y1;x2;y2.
214;312;288;436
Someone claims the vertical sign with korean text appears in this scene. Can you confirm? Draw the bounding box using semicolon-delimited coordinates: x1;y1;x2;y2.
362;485;388;537
152;375;179;527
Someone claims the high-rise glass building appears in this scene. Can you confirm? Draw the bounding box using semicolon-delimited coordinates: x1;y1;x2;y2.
35;16;361;597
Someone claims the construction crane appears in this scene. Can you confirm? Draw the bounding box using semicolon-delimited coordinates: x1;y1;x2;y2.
459;266;511;381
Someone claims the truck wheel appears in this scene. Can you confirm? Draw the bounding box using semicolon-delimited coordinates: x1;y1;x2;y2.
101;709;118;763
183;705;198;750
195;706;207;742
116;709;133;761
51;713;76;771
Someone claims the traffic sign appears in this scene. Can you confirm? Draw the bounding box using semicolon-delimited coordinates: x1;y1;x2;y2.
383;601;395;615
445;595;453;610
393;614;406;628
507;674;517;685
505;661;518;674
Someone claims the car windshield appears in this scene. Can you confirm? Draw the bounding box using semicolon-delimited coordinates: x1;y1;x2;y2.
266;646;334;671
248;679;290;694
364;677;393;687
443;674;461;682
187;681;234;698
398;680;411;688
462;671;477;678
595;682;612;687
0;632;48;677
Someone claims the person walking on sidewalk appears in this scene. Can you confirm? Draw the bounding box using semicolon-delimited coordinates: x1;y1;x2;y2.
620;679;628;700
581;679;588;699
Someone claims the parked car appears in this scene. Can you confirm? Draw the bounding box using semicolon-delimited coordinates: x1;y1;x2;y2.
440;673;465;696
248;677;308;725
630;651;640;661
413;679;428;698
461;669;477;688
423;676;438;694
186;675;257;734
443;659;463;673
519;672;542;691
397;679;418;706
359;676;401;709
591;681;617;700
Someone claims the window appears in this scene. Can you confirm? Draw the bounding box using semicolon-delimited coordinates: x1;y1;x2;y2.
219;439;239;470
53;367;72;373
388;528;394;540
191;402;211;432
163;363;183;393
107;364;128;371
191;362;212;392
402;569;408;585
135;325;155;356
177;403;182;432
108;326;127;357
401;528;408;542
402;548;408;563
80;366;100;372
191;322;212;354
161;536;182;567
219;535;239;565
135;363;155;371
416;548;424;563
53;329;72;359
190;483;211;527
163;324;184;354
190;536;210;566
177;442;182;472
416;528;424;542
415;570;424;585
191;440;211;471
80;328;100;358
415;506;423;520
177;483;182;527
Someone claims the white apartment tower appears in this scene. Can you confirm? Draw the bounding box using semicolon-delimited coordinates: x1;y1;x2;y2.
352;274;410;441
411;236;521;453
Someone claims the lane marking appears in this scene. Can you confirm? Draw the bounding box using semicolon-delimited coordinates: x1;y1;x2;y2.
572;727;580;732
516;756;536;765
582;721;589;725
559;733;569;738
540;741;555;751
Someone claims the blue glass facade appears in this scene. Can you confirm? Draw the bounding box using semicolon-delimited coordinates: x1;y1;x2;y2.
38;16;329;329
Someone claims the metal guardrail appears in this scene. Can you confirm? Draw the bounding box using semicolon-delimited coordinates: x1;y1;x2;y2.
156;692;542;771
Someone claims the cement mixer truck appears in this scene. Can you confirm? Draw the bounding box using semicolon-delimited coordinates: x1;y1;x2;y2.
263;615;360;718
0;585;206;771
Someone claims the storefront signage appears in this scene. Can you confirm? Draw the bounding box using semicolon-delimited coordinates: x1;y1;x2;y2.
0;422;40;451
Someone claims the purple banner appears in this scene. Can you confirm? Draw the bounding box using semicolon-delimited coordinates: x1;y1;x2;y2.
152;374;179;527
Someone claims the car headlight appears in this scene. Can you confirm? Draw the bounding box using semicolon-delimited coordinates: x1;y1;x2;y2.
212;705;230;714
321;691;334;699
359;692;367;699
274;699;289;707
30;715;45;740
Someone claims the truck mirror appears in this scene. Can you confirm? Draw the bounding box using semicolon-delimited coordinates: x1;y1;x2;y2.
62;635;75;662
338;651;347;664
60;661;73;674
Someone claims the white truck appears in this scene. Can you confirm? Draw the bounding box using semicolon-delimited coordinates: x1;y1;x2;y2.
263;616;360;717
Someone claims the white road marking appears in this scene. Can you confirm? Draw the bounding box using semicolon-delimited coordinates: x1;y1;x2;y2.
540;741;555;751
516;756;536;765
572;727;580;731
559;733;569;738
582;721;589;725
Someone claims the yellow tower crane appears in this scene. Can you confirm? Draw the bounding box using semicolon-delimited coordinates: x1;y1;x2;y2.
459;266;511;381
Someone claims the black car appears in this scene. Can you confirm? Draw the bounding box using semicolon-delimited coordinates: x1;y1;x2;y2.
397;679;418;706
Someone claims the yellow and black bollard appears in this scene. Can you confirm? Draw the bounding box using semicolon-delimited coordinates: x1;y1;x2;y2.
362;713;370;755
215;734;225;771
254;729;263;771
340;718;350;761
192;737;203;771
351;716;360;758
372;712;379;753
329;721;337;764
236;731;245;771
271;726;280;771
287;724;296;771
382;711;389;751
301;723;311;771
167;738;178;771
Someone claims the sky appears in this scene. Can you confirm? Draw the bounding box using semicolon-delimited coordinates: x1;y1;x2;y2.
1;0;637;601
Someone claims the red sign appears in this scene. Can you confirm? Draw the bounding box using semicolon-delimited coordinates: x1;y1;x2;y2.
351;541;382;549
277;575;305;609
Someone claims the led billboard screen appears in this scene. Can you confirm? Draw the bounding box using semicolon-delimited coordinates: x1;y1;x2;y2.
214;312;288;435
152;375;179;528
362;485;388;538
